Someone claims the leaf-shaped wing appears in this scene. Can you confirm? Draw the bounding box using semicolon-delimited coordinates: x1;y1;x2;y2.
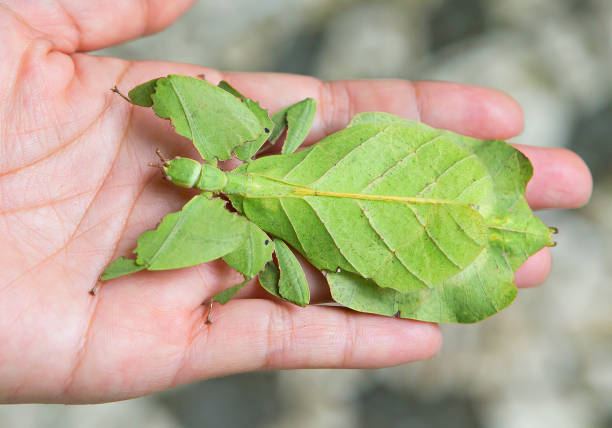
239;123;492;294
347;112;553;269
131;75;267;162
135;195;248;270
315;113;553;322
328;247;517;323
274;240;310;306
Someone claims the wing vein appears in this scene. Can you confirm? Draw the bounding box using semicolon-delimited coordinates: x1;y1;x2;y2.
416;153;478;197
299;198;360;273
278;198;307;254
405;204;463;269
308;127;391;186
362;134;445;192
281;146;318;179
357;201;432;288
453;175;491;201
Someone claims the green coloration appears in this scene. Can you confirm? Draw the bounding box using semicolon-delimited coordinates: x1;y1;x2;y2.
345;113;552;270
282;98;316;154
102;76;554;323
164;157;202;188
269;106;290;143
134;195;248;270
130;75;267;162
223;222;274;278
215;79;275;160
100;257;145;280
217;80;245;100
269;98;316;154
259;261;281;298
234;99;274;161
274;240;310;306
212;278;250;304
128;78;159;107
323;112;550;322
234;123;493;295
328;247;517;323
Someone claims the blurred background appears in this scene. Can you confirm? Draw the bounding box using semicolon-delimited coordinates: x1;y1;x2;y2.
2;0;611;426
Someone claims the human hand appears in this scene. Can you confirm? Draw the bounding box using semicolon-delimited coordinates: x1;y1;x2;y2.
0;0;592;403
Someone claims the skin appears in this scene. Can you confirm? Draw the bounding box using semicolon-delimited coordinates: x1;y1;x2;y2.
0;0;592;404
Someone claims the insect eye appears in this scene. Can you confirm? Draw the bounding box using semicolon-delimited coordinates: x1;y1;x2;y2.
264;128;270;133
264;240;270;245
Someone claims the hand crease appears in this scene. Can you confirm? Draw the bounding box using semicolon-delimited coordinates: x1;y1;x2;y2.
342;310;358;367
140;0;151;37
0;189;95;216
262;304;296;370
0;100;112;179
170;309;210;388
412;82;423;123
53;0;81;52
61;106;147;398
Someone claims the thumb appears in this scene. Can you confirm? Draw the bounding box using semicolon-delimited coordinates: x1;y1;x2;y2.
1;0;196;53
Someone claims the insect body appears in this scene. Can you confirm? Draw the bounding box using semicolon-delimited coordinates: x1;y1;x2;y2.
101;75;554;323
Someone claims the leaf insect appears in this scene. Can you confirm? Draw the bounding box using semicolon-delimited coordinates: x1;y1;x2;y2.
100;75;556;323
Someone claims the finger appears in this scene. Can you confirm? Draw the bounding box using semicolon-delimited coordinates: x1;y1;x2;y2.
173;300;441;385
4;0;195;52
515;145;593;210
221;73;525;141
112;62;524;141
514;247;552;288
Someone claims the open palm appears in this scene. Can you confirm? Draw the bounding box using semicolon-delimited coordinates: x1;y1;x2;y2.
0;1;592;403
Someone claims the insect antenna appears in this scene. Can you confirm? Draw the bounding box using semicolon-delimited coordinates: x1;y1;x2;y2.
147;148;171;178
155;148;170;166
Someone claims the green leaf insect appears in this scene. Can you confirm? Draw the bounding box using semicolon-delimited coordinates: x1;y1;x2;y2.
101;74;555;323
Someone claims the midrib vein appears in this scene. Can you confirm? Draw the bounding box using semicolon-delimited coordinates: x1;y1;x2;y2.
268;186;464;206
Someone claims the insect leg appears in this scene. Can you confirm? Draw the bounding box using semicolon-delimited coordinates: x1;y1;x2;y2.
110;86;131;103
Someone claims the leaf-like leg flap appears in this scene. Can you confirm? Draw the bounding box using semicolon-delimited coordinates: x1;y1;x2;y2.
148;75;267;162
257;248;310;307
223;221;274;278
259;261;281;298
135;194;249;270
282;98;316;154
127;78;160;107
269;98;316;154
269;105;289;143
216;80;275;161
217;80;245;100
274;240;310;307
234;99;274;161
212;277;251;304
100;257;145;281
